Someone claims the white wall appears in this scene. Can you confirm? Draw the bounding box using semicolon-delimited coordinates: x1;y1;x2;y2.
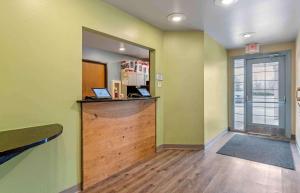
296;32;300;149
82;47;138;91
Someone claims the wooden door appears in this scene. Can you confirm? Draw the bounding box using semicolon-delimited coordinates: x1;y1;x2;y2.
82;60;107;98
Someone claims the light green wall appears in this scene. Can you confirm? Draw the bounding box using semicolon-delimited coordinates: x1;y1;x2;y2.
0;1;164;193
0;1;229;192
296;31;300;147
204;33;228;144
163;32;204;145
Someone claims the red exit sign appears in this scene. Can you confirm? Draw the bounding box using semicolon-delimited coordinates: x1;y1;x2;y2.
245;43;260;54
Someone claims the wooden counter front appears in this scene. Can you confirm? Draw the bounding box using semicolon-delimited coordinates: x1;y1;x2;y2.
81;99;156;189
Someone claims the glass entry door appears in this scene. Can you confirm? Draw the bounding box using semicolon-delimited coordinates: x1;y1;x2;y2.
232;54;290;138
245;56;286;136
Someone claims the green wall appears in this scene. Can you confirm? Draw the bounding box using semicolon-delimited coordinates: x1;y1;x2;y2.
163;32;204;144
0;1;229;192
204;33;228;144
0;1;164;193
162;32;228;145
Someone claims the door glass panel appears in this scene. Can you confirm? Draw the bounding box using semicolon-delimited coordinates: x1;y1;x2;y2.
266;116;279;125
233;59;245;130
251;62;279;126
232;55;288;137
253;81;265;89
253;115;265;124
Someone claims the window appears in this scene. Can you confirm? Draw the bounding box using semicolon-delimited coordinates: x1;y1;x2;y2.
233;59;245;130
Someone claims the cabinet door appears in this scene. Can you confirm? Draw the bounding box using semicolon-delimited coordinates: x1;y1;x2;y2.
82;61;106;98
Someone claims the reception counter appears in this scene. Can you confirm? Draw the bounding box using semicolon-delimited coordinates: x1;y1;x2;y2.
78;97;158;189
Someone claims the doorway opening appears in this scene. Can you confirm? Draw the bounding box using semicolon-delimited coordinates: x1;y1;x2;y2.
82;27;154;100
231;51;291;138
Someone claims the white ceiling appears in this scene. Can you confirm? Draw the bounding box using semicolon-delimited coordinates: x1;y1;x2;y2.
83;30;149;59
104;0;300;49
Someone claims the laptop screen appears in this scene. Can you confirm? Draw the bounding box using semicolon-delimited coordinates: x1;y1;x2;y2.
137;88;151;97
92;88;112;99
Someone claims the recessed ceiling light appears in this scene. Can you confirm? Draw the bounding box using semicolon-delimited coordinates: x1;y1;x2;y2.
241;32;255;38
167;13;186;23
214;0;238;6
119;43;125;51
221;0;235;5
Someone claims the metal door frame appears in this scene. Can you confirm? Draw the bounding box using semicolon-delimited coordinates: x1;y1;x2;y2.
230;50;291;138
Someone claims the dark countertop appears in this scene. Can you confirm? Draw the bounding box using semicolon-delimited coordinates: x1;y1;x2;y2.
77;96;160;103
0;124;63;164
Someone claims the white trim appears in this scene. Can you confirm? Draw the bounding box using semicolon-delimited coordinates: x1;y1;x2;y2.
205;128;228;149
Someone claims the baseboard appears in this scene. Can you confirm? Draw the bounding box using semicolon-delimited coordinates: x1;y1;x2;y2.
205;128;228;149
60;184;81;193
291;134;296;140
156;129;230;152
157;144;204;152
156;145;165;153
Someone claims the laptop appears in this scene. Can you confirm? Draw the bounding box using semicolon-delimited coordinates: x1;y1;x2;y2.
137;88;151;97
92;88;112;99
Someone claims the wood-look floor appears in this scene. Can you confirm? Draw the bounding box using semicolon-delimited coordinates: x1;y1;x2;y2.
83;132;300;193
